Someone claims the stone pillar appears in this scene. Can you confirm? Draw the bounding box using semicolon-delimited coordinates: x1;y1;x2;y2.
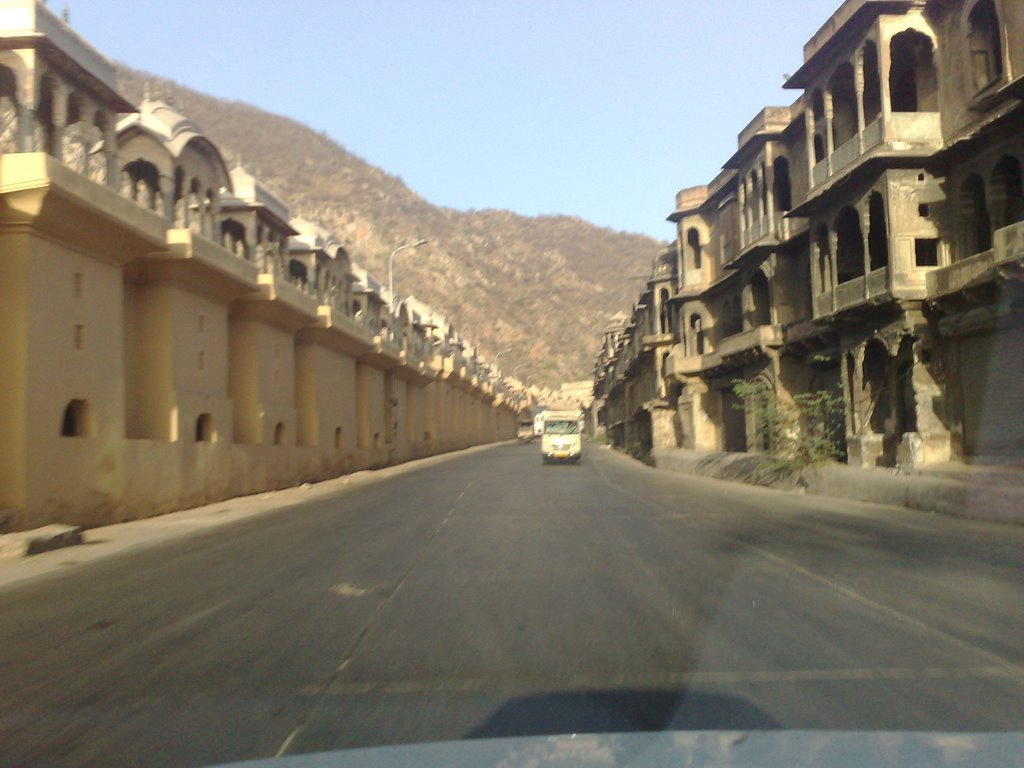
829;230;840;292
824;91;835;175
854;52;866;153
879;32;893;141
861;202;873;293
804;109;816;187
102;117;118;189
16;73;35;153
49;82;66;159
764;145;776;233
738;181;747;242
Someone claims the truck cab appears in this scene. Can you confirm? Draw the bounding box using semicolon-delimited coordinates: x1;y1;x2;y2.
540;410;582;463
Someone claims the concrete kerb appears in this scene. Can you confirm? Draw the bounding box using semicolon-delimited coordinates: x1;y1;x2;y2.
652;447;1024;524
0;441;513;591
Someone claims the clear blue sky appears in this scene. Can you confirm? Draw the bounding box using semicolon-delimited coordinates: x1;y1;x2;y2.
68;0;837;240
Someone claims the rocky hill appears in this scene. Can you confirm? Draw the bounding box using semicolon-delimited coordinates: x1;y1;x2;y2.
116;68;663;385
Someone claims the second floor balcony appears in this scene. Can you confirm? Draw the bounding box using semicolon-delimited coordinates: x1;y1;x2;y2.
813;266;890;319
928;220;1024;300
715;324;784;362
664;344;707;380
810;113;941;190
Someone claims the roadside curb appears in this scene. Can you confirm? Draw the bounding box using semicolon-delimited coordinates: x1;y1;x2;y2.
0;441;511;590
651;448;1024;524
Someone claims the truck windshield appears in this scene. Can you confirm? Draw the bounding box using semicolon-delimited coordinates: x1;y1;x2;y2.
544;420;579;435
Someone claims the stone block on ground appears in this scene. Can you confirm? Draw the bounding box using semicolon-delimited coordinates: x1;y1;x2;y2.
0;525;85;559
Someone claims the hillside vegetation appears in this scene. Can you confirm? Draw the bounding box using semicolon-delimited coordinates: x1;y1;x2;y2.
116;68;663;384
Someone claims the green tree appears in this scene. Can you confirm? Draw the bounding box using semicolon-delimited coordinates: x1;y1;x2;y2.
732;377;844;474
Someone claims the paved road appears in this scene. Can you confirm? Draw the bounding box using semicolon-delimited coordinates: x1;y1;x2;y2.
1;443;1022;767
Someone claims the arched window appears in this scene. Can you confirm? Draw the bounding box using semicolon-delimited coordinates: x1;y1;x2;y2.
335;426;344;450
829;63;858;147
288;258;308;288
87;111;109;184
991;155;1024;230
749;272;772;327
773;157;792;213
723;295;743;337
815;225;832;293
36;74;57;155
0;65;19;155
122;159;160;210
61;399;94;437
862;41;882;124
890;30;938;112
959;173;992;259
273;422;286;446
221;218;248;259
867;192;889;271
659;288;670;334
862;341;890;435
968;0;1004;91
835;206;865;284
689;314;704;356
686;227;702;270
812;91;826;162
195;413;216;442
60;92;89;173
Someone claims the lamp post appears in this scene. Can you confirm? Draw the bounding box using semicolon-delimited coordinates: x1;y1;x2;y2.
493;347;512;377
388;238;427;338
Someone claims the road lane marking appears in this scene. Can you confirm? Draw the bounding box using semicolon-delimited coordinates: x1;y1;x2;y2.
591;452;1024;680
269;477;481;758
741;542;1024;679
275;726;302;757
330;583;371;597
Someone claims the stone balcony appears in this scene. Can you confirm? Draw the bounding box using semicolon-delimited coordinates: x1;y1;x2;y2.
664;345;707;379
813;266;890;319
811;114;941;189
715;324;784;361
927;221;1024;299
641;331;675;350
738;212;808;254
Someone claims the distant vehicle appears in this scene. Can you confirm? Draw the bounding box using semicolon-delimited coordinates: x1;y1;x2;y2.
516;419;534;443
540;409;582;463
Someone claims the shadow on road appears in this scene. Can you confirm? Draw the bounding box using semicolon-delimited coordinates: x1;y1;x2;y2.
464;688;779;739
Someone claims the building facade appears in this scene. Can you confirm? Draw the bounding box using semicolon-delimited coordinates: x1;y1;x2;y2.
0;2;519;531
597;0;1024;469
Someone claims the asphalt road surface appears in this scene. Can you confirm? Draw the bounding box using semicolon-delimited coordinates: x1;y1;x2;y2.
1;442;1022;767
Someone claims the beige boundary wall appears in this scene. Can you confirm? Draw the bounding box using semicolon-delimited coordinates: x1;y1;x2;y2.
0;154;516;531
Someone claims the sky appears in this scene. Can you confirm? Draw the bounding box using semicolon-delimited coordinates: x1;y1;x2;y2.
65;0;840;241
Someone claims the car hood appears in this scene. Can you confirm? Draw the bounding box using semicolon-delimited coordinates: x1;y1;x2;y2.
214;730;1024;767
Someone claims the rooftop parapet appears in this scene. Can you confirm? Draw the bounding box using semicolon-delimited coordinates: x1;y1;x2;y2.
230;166;291;226
736;106;795;151
0;0;131;110
668;185;709;221
785;0;920;88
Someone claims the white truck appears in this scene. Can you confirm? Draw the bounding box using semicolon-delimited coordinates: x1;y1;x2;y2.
540;409;583;464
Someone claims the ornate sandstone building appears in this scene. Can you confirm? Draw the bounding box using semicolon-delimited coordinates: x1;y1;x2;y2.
0;1;520;531
595;0;1024;469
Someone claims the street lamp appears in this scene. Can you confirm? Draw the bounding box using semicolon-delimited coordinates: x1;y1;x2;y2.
388;238;428;337
493;347;512;376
